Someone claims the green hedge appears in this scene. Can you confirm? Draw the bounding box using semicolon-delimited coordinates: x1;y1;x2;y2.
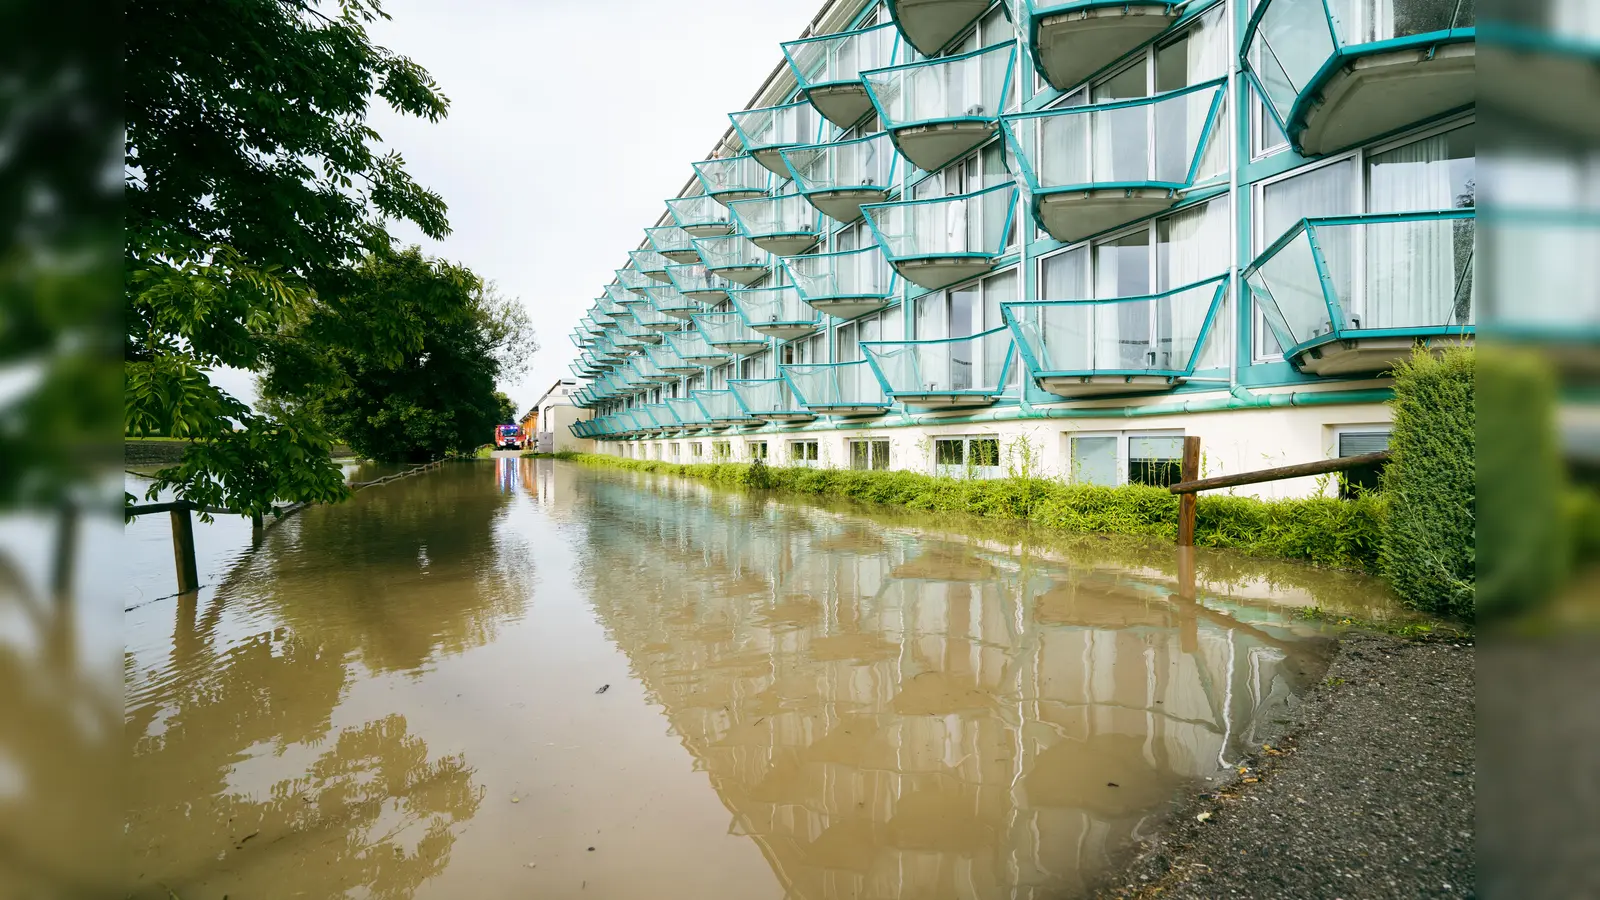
560;452;1386;572
1379;346;1475;618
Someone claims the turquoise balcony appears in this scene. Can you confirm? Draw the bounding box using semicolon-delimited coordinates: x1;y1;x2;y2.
862;325;1016;408
692;389;757;427
781;360;892;416
626;353;676;386
628;249;674;283
726;193;823;255
1003;276;1225;398
618;410;652;437
570;362;596;381
615;265;654;294
661;329;730;367
667;195;735;238
886;0;994;56
862;182;1018;290
569;329;589;349
862;43;1016;173
779;132;900;223
1017;1;1182;92
599;286;636;315
693;311;770;356
666;397;710;430
613;314;662;345
647;344;702;377
692;234;774;286
781;22;903;128
570;419;595;437
619;361;654;390
693;155;773;206
728;100;823;176
730;285;822;341
1245;210;1475;376
728;378;816;423
665;263;736;304
641;403;680;433
646;225;701;264
625;297;678;331
646;281;710;319
590;336;626;363
1002;79;1226;243
591;304;617;326
781;244;898;319
1243;0;1474;155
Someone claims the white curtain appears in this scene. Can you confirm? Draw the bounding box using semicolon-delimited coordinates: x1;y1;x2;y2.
1161;200;1229;370
1187;7;1230;183
1364;134;1456;328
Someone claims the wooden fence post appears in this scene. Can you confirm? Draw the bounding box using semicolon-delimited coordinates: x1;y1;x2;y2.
169;505;200;595
1177;436;1201;547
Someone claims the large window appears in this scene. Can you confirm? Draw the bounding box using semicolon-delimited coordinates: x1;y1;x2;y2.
849;438;891;470
789;439;820;465
834;306;902;362
912;268;1018;387
934;435;1002;478
1068;430;1184;486
1252;120;1475;360
712;440;732;461
748;440;768;460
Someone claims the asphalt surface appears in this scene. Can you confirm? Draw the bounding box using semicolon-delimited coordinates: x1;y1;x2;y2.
1097;633;1475;900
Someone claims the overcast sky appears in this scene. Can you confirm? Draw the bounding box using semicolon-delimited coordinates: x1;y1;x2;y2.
364;0;815;413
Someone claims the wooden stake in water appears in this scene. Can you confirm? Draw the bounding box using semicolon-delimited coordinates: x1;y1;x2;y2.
1177;436;1201;548
170;505;200;594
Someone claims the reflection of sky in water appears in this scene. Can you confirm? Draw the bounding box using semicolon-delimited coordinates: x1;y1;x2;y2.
122;460;1380;900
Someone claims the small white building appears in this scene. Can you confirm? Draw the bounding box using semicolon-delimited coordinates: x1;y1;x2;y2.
528;379;591;454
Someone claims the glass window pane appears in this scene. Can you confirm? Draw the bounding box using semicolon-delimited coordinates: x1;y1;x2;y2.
971;437;1000;467
935;438;964;465
850;440;870;470
1260;159;1356;249
1365;125;1475;213
1071;435;1119;485
871;439;890;470
1093;61;1147;102
1128;434;1183;486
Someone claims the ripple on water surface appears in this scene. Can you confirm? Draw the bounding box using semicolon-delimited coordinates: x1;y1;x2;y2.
124;458;1401;899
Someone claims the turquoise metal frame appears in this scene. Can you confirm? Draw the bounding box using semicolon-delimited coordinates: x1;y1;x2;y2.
692;311;771;354
642;403;680;433
692;234;776;279
728;99;825;175
729;285;823;333
1014;1;1182;91
666;195;734;235
1000;78;1226;235
661;266;732;305
861;325;1017;401
692;389;756;424
1001;275;1227;382
646;225;700;263
1241;0;1475;154
861;42;1017;169
884;0;994;57
1242;209;1476;362
647;344;701;376
781;359;893;411
692;154;774;203
615;265;654;294
726;193;824;252
728;378;815;419
666;396;711;428
778;132;902;224
861;182;1019;266
628;249;673;279
661;328;731;366
643;283;704;320
780;245;900;312
780;22;904;127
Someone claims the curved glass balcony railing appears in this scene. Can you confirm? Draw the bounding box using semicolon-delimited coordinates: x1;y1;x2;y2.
862;43;1016;173
781;245;899;320
1245;210;1475;376
659;268;729;307
666;194;735;238
729;378;816;423
1015;1;1184;92
692;155;774;206
779;132;901;224
623;297;677;331
781;22;903;127
619;409;654;437
600;286;637;314
863;182;1018;290
647;344;703;377
665;396;711;429
569;329;589;349
693;311;771;356
641;403;680;433
692;234;775;286
646;225;701;264
619;360;655;390
590;336;626;363
615;265;654;294
692;389;757;427
642;283;703;321
726;193;824;255
661;329;730;367
781;360;893;416
1002;79;1226;243
1244;0;1475;155
730;285;823;341
1003;276;1226;398
728;99;823;177
613;314;663;345
627;249;674;283
885;0;995;57
624;353;677;385
862;325;1016;408
570;419;595;437
591;303;618;326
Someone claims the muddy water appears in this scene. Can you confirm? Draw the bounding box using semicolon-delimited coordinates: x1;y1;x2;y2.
125;459;1402;899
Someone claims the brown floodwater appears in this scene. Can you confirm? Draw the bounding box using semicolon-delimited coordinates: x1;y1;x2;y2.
124;458;1408;899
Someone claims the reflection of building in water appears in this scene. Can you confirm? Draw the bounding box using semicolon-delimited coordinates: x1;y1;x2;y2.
575;473;1313;899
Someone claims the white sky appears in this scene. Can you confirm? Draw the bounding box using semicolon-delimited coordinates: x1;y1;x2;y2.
214;0;815;415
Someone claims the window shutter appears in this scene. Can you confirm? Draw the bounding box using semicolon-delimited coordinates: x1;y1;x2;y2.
1338;431;1390;456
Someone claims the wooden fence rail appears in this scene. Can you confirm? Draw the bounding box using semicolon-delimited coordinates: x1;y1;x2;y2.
1168;439;1390;547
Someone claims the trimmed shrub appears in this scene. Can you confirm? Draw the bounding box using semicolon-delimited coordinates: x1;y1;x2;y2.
1380;346;1475;618
558;452;1384;572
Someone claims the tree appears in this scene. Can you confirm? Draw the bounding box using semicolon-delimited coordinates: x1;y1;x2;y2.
125;0;452;515
493;392;518;426
263;247;537;463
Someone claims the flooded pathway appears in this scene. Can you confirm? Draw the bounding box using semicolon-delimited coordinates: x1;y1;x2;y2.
125;459;1399;899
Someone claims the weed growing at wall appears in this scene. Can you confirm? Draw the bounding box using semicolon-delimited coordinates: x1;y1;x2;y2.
1380;345;1475;618
559;452;1384;571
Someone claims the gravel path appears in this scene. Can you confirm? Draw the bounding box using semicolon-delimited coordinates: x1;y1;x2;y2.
1097;633;1475;900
